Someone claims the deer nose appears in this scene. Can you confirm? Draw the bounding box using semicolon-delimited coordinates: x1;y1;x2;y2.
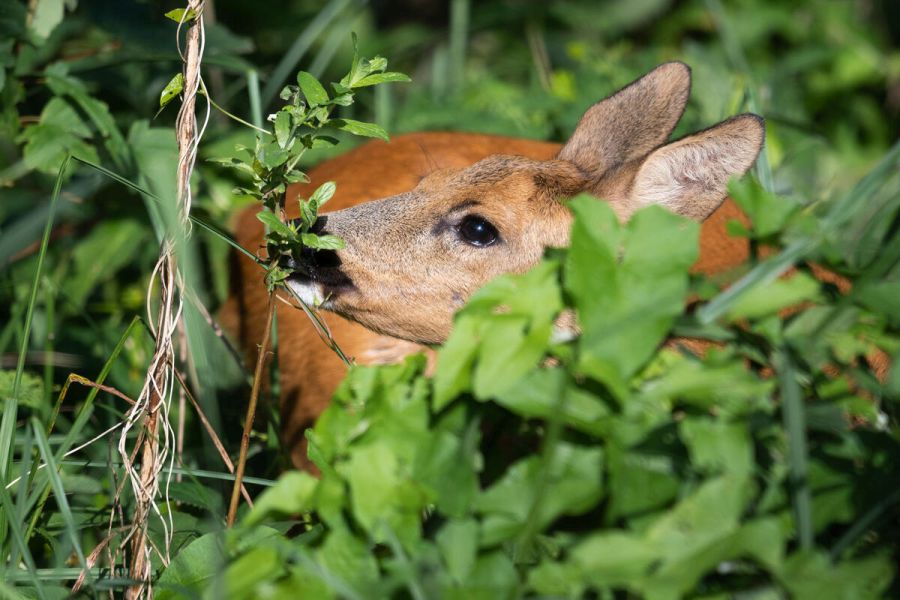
284;216;342;272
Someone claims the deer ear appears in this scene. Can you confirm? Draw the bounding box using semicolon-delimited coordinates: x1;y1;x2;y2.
624;114;765;220
557;62;691;182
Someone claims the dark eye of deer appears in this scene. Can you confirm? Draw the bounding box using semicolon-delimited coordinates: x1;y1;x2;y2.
458;215;499;247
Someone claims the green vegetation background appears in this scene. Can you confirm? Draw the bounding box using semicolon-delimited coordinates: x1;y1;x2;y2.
1;0;899;597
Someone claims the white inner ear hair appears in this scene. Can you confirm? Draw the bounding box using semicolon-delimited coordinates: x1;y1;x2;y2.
636;141;747;210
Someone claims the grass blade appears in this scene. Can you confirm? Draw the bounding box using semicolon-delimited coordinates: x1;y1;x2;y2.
775;350;813;550
23;316;145;545
449;0;470;90
0;156;69;480
247;69;262;129
0;578;29;600
31;418;90;582
0;488;46;600
0;157;69;557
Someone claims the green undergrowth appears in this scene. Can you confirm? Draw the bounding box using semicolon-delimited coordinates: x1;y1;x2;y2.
159;159;900;598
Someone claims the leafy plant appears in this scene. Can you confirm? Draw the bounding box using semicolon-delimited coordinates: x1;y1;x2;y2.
159;151;900;597
214;33;409;290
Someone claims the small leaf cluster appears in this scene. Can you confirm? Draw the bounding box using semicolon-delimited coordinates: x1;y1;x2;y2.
212;33;409;290
159;158;900;598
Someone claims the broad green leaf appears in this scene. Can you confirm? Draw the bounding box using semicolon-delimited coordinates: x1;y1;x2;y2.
309;180;336;207
606;437;681;523
256;211;294;237
244;471;318;526
494;368;611;435
443;551;518;600
341;441;430;548
297;71;329;107
332;118;389;141
729;178;799;238
223;544;284;597
352;72;411;88
436;519;478;582
679;418;753;478
274;110;292;148
61;219;147;311
157;533;224;599
571;532;658;586
158;72;184;109
18;97;98;173
476;443;603;545
646;476;750;568
45;66;129;167
726;271;821;321
258;143;289;169
780;551;893;600
0;370;44;412
855;281;900;324
301;233;345;250
316;527;380;596
167;480;223;512
567;198;698;391
30;0;64;39
433;317;481;410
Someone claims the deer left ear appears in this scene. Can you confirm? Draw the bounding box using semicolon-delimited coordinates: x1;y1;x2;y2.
624;114;765;220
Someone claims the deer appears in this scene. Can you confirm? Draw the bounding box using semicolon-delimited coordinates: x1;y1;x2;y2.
221;62;766;468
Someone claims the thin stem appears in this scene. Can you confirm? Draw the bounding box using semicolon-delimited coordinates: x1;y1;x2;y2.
200;82;271;135
227;292;276;527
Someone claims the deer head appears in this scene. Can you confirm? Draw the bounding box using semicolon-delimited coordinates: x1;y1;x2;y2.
286;62;765;344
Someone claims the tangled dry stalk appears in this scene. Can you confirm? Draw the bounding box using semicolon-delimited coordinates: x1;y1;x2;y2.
119;2;207;597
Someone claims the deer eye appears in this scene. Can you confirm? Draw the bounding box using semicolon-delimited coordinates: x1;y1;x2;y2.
458;215;499;247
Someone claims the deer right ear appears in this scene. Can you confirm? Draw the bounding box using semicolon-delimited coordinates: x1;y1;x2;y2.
557;62;691;183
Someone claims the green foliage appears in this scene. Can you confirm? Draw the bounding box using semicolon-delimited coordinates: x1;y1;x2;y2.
224;33;407;290
160;172;899;597
1;0;899;596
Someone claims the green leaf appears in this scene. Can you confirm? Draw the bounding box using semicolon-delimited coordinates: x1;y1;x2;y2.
316;528;381;596
310;181;336;207
475;443;603;545
256;211;294;237
245;471;318;526
447;551;518;599
567;198;698;392
726;271;821;321
352;72;411;88
30;0;64;39
0;370;44;412
855;281;900;324
780;551;893;600
61;219;147;311
156;533;224;599
18;97;99;174
729;178;799;238
340;441;430;547
679;417;753;478
493;369;611;435
164;8;198;23
571;532;658;587
274;110;292;148
297;71;330;107
436;519;478;582
158;72;184;109
332;119;389;141
301;233;345;250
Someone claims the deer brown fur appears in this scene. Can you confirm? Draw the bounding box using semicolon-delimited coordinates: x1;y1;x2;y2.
221;62;766;468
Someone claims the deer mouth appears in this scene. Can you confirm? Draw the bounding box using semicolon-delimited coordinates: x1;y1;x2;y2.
285;264;355;310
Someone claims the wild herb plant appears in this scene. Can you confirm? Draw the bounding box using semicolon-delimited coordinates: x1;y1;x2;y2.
160;161;900;598
2;0;898;596
209;33;409;291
